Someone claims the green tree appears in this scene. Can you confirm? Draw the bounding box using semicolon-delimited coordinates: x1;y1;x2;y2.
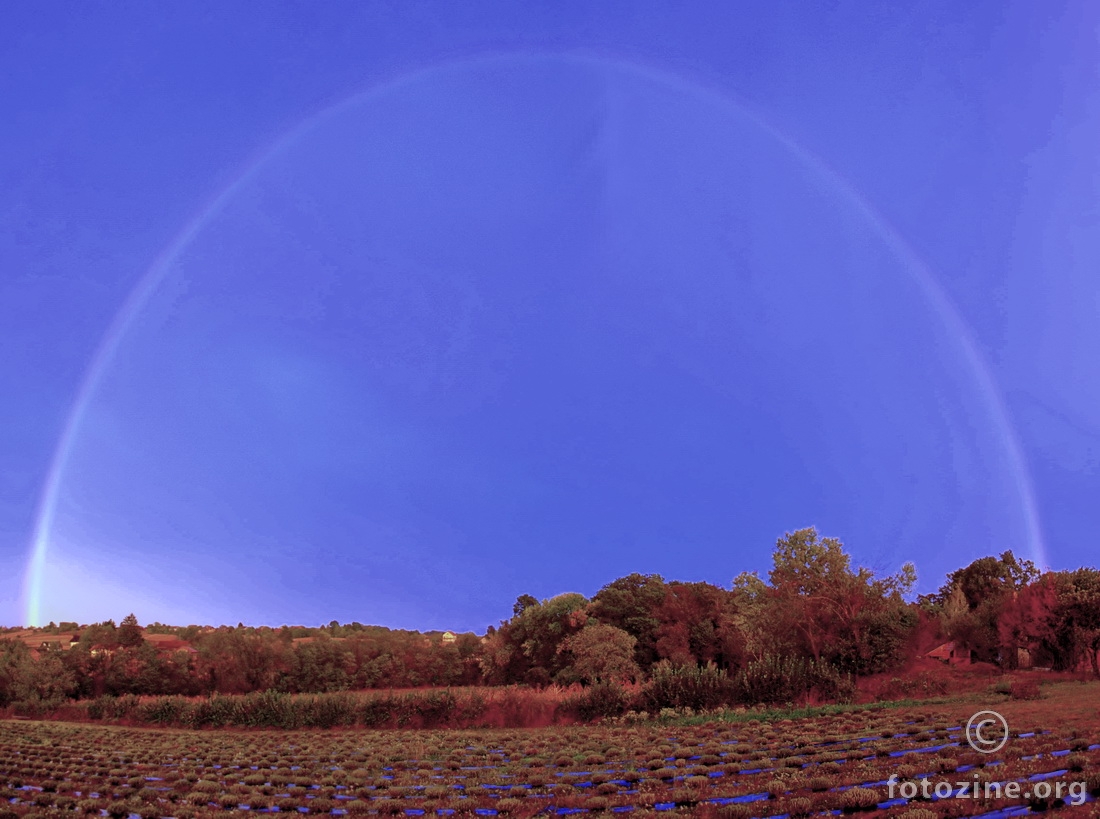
653;581;742;670
290;634;354;692
1049;568;1100;675
590;573;667;670
765;528;917;674
479;593;588;685
0;641;76;704
730;571;774;661
118;614;144;648
931;551;1040;663
0;640;34;706
513;594;538;617
557;623;641;684
80;620;118;650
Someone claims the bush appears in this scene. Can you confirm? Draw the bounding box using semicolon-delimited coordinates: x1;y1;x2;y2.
1086;772;1100;796
730;655;853;705
560;681;631;722
735;655;813;705
809;662;856;704
1010;679;1041;700
187;693;238;727
411;689;458;727
497;795;525;813
240;690;300;728
717;805;753;819
138;695;189;724
301;692;357;727
105;801;131;819
840;787;880;812
639;661;734;711
358;694;397;727
991;677;1013;696
787;796;813;817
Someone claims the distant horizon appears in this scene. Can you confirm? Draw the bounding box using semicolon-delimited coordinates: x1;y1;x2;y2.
9;544;1089;635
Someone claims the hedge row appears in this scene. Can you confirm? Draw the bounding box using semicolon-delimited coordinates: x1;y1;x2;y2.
6;657;855;728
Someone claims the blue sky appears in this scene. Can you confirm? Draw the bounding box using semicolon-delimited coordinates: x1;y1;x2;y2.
2;2;1098;631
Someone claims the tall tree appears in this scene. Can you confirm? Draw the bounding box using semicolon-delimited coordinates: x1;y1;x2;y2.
479;593;588;685
1051;568;1100;675
557;623;641;684
932;551;1040;663
118;614;144;648
591;573;667;670
765;527;916;673
653;581;742;669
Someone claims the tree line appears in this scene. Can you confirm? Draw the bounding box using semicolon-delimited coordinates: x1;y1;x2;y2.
3;527;1099;710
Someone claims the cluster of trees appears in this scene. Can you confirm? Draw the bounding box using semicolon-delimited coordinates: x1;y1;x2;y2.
3;528;1100;710
480;528;918;687
923;552;1100;675
0;617;482;706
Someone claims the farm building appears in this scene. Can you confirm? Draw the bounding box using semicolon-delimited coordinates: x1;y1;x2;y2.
926;640;971;665
4;630;80;655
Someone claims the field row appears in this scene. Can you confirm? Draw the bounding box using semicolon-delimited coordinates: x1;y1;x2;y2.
4;691;1100;817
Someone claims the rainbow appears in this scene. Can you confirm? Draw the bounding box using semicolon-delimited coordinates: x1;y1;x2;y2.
22;53;1047;625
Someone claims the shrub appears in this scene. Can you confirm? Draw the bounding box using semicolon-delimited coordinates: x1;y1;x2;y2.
840;787;880;812
137;695;187;725
639;661;734;711
991;677;1013;696
717;805;752;819
809;662;856;704
238;690;300;728
358;695;397;727
301;692;357;727
105;801;131;819
1010;679;1041;700
186;693;239;727
731;655;853;705
766;779;787;798
560;681;631;722
735;655;813;705
786;796;813;817
411;689;459;727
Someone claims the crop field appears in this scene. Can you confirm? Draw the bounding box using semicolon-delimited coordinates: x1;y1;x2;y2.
2;682;1099;819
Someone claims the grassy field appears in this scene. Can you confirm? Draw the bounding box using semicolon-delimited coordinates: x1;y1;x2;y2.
2;680;1098;818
